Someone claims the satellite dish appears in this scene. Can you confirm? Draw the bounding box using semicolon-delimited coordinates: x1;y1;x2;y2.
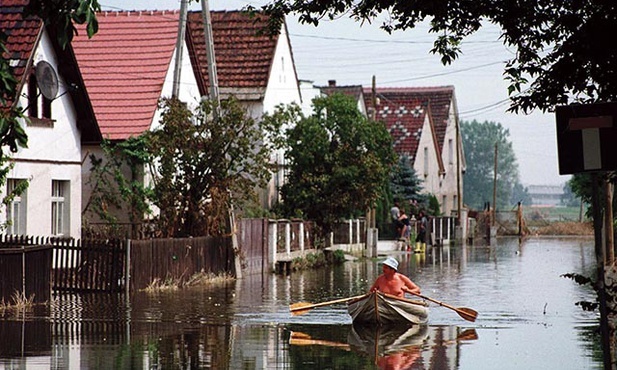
35;61;59;100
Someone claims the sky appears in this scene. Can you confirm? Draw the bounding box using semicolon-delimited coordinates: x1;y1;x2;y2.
99;0;571;187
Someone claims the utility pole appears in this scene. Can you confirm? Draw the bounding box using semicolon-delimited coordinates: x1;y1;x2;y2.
492;142;498;227
201;0;220;112
200;0;240;277
172;0;188;98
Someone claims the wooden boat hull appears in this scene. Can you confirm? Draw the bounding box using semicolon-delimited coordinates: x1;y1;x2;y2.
347;292;429;325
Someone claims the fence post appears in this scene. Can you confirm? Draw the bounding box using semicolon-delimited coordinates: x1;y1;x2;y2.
285;221;291;257
348;220;353;245
269;220;277;272
299;222;305;252
125;239;131;295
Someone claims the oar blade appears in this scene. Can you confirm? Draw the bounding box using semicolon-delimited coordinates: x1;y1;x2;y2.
290;302;315;315
456;307;478;322
456;328;479;341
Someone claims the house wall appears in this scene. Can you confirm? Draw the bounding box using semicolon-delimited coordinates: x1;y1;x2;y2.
2;31;83;238
414;116;442;205
81;41;201;233
436;105;462;216
261;26;302;209
151;42;202;131
262;26;301;114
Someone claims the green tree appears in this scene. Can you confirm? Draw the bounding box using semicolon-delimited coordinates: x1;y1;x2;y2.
511;183;532;206
144;97;281;237
257;1;617;112
561;181;580;207
274;93;396;237
461;120;521;210
82;137;152;238
390;155;426;207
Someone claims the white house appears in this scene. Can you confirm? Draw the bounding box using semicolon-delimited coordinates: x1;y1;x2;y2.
365;86;464;216
0;6;101;238
71;10;202;235
187;10;302;209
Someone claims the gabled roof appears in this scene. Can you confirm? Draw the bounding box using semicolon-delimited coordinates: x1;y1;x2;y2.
365;86;455;153
0;0;42;106
364;88;428;159
0;0;100;143
72;10;180;140
320;84;364;103
186;10;279;100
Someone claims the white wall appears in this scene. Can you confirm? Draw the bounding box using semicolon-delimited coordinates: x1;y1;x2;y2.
262;26;301;114
1;31;83;238
151;40;202;131
437;104;461;216
414;115;442;205
261;25;302;209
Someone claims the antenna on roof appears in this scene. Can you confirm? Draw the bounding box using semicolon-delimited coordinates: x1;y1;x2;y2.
35;61;58;100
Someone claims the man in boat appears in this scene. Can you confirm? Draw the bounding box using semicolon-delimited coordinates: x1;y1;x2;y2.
370;257;421;298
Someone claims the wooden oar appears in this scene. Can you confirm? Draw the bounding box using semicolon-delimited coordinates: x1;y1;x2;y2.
290;294;369;316
289;331;351;350
409;292;478;322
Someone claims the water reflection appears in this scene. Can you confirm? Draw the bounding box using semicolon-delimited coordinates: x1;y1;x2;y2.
0;237;603;369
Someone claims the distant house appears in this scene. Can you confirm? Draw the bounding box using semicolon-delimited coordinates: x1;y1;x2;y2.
527;185;564;206
365;86;465;216
319;80;368;116
0;1;101;238
72;10;202;235
186;10;302;209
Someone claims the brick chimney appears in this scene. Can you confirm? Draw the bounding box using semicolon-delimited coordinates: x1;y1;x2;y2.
328;80;336;87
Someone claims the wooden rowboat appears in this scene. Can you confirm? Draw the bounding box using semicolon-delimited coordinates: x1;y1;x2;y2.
347;292;429;325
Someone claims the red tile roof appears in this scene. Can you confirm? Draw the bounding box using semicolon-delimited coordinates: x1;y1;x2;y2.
72;10;180;140
187;10;278;97
364;86;455;159
0;0;42;106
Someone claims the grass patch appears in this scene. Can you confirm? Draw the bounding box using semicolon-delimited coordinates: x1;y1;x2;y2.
143;270;235;292
185;271;235;286
0;291;35;311
532;221;594;236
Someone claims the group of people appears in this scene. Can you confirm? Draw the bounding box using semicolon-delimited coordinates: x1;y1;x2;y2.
390;202;427;247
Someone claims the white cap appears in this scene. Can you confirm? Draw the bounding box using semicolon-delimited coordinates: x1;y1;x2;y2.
382;256;398;271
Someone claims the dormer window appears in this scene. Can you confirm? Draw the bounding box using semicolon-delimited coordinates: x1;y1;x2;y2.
28;72;52;120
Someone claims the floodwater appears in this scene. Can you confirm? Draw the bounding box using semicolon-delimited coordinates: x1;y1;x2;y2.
0;237;603;369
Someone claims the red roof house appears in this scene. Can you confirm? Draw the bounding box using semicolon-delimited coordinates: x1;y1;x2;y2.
186;10;301;110
71;10;185;141
187;10;302;208
365;86;464;216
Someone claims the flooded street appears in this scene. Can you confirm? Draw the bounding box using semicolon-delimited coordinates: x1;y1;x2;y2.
0;237;602;369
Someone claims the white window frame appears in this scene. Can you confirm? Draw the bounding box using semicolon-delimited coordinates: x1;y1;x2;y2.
6;178;27;235
51;180;70;236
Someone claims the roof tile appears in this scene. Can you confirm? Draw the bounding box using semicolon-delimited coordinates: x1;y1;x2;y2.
72;10;180;140
364;86;455;158
187;10;278;93
0;3;42;105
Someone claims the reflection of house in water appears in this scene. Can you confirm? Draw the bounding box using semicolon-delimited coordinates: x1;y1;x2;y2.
422;326;461;370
